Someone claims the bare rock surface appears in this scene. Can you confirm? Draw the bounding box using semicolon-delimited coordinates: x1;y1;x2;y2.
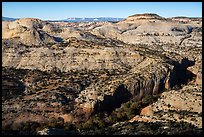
130;84;202;128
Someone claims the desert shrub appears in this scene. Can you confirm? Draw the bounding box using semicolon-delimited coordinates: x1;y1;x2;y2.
116;111;127;121
63;123;77;132
104;115;116;125
97;119;106;129
198;112;202;117
81;119;94;129
10;121;40;135
91;115;106;129
164;120;201;135
76;95;160;133
141;95;157;105
116;95;158;120
93;129;104;135
2;124;13;133
45;117;64;128
78;114;108;130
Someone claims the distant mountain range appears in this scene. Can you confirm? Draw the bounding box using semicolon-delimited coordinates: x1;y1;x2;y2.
2;17;18;21
2;16;124;22
3;16;201;22
49;17;125;22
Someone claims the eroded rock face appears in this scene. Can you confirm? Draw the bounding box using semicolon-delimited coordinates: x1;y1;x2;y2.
187;59;202;85
74;54;199;118
74;61;175;118
2;38;144;72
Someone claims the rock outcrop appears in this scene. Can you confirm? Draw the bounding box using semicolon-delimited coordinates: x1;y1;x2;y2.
74;59;185;118
2;18;57;45
91;13;201;45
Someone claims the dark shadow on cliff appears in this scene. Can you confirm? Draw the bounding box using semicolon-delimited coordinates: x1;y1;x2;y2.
168;58;196;89
94;84;132;113
54;36;63;42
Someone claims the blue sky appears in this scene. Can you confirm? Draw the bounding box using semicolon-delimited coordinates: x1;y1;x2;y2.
2;2;202;20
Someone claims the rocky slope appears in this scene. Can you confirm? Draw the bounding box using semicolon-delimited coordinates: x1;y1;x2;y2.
2;13;202;135
2;18;57;45
91;13;202;45
130;84;202;128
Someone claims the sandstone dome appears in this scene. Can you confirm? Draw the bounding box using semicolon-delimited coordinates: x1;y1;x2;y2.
15;18;45;29
2;18;57;45
126;13;165;21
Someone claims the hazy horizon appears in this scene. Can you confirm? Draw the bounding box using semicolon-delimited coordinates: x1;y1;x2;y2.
2;2;202;20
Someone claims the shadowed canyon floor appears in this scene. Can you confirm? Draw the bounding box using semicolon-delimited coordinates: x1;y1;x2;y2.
2;13;202;135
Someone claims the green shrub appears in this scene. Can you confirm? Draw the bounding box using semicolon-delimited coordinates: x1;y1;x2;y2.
45;117;64;128
80;119;94;130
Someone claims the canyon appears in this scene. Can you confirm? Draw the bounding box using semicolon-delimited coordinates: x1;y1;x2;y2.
2;13;202;135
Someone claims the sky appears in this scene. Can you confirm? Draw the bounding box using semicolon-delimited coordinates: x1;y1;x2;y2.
2;2;202;20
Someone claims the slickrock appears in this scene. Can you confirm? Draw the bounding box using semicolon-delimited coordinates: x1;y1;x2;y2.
129;84;202;128
91;13;201;45
140;106;154;116
2;18;57;45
